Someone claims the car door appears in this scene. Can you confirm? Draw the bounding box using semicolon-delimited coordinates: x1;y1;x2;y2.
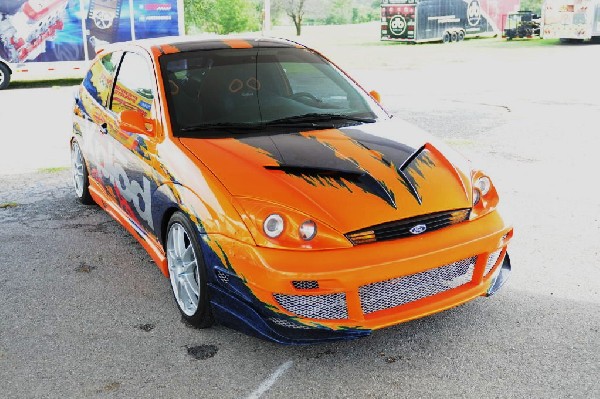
74;50;124;198
102;50;161;238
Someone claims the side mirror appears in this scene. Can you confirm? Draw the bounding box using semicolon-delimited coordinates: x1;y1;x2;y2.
369;90;381;104
119;110;155;137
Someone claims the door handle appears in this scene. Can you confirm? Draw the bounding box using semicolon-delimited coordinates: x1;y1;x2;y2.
100;122;108;134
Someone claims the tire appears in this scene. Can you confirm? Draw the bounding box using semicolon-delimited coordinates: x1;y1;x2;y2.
166;212;213;328
450;31;458;42
71;140;94;205
0;63;10;90
458;30;465;41
442;31;450;43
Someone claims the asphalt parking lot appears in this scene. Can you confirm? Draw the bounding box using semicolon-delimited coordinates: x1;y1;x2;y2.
1;23;599;398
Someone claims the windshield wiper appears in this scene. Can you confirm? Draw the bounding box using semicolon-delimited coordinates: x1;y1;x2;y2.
180;114;376;133
180;122;264;132
266;113;376;126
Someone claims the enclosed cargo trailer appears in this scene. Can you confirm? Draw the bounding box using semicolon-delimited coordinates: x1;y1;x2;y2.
381;0;520;43
0;0;184;89
541;0;600;41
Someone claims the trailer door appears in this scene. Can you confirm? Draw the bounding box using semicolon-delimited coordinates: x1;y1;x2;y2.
382;2;417;41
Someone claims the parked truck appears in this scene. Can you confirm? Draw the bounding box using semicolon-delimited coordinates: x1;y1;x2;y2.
541;0;600;41
380;0;520;43
0;0;184;89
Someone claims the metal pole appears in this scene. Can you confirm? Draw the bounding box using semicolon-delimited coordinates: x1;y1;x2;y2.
263;0;271;35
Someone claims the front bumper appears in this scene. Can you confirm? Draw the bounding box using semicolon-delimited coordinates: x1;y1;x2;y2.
200;210;513;344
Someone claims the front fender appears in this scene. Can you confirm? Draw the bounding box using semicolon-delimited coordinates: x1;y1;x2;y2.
151;182;255;248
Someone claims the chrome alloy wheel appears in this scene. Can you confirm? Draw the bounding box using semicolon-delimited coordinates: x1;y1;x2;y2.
167;223;200;316
71;142;85;197
0;69;5;86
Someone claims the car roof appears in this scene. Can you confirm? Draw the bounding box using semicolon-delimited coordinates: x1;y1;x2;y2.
99;35;304;56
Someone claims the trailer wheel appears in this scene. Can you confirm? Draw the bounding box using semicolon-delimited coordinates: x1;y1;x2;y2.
442;31;450;43
458;30;465;41
0;63;10;90
450;31;458;42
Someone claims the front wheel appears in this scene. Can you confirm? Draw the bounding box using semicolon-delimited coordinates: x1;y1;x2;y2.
166;212;213;328
71;140;94;204
0;63;10;90
442;31;450;43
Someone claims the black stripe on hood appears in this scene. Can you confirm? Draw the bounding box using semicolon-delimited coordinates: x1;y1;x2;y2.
237;133;397;208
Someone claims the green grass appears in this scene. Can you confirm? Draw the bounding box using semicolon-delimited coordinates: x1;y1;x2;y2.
445;138;476;147
8;78;83;89
38;166;69;173
0;202;19;209
483;38;562;48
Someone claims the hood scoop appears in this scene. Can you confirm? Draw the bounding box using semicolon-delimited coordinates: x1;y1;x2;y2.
264;164;363;177
265;163;397;209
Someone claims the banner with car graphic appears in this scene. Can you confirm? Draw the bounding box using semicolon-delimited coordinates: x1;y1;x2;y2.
0;0;182;64
380;0;520;43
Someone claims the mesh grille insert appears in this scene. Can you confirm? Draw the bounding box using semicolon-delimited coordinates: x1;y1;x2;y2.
273;293;348;320
346;209;470;245
292;280;319;290
268;317;312;330
215;270;229;284
359;256;477;315
484;249;503;276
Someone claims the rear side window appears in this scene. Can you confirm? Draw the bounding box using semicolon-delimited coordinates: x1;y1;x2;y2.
82;51;122;107
111;52;155;119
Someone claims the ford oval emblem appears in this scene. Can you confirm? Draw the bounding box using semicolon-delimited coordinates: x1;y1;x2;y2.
409;224;427;235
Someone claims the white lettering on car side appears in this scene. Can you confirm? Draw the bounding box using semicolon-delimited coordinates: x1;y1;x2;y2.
88;127;154;230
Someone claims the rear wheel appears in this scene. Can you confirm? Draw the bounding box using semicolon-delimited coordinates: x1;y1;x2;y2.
71;140;94;205
457;30;465;41
166;212;213;328
442;31;450;43
0;63;10;90
450;31;458;42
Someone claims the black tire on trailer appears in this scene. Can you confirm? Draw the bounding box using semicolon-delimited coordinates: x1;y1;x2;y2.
450;31;458;42
458;30;465;41
442;31;450;43
0;63;10;90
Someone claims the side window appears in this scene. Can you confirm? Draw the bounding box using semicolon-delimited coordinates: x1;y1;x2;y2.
281;61;349;107
111;52;155;119
82;51;122;107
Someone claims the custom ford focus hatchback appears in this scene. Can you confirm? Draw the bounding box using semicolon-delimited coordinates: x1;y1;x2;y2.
71;36;512;344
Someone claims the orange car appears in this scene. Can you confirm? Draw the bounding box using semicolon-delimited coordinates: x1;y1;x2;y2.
70;36;512;344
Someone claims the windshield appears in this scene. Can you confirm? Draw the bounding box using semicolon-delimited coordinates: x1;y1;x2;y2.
160;46;388;135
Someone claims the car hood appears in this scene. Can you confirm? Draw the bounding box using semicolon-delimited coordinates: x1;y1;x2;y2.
179;118;473;233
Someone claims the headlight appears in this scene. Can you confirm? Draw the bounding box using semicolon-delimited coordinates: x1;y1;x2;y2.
470;171;499;220
234;198;352;250
263;214;284;238
473;187;481;206
475;176;491;196
299;220;317;241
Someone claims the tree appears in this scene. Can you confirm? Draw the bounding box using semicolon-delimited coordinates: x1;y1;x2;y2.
283;0;307;36
183;0;260;34
214;0;259;34
520;0;543;15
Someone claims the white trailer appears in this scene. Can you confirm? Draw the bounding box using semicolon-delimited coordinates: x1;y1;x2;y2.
541;0;600;40
0;0;184;89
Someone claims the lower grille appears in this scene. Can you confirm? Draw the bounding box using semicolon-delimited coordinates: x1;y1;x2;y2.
273;293;348;320
359;256;477;315
268;317;312;330
484;249;503;276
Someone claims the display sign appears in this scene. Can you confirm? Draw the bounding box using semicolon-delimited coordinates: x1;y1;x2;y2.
0;0;182;63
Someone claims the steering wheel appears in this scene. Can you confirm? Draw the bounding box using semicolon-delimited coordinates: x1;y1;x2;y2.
290;92;321;103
